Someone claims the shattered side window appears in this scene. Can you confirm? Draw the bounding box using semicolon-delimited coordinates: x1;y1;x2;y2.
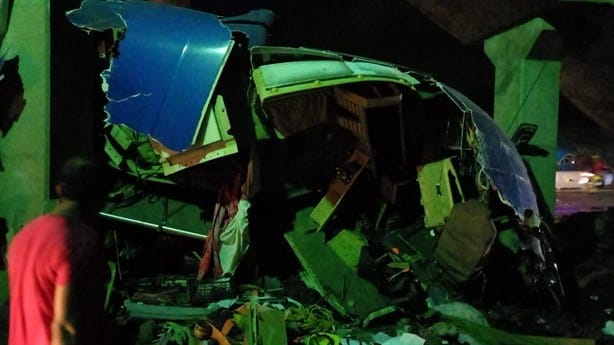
442;86;540;220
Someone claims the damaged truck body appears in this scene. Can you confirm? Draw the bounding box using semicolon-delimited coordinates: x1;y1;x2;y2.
67;0;565;336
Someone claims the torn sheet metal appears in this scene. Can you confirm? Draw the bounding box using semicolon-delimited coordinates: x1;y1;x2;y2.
418;157;465;228
285;227;391;321
220;9;275;47
441;85;540;220
67;0;233;152
250;46;421;101
66;0;126;31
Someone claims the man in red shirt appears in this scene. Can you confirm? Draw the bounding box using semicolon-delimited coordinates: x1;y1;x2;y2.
7;156;110;345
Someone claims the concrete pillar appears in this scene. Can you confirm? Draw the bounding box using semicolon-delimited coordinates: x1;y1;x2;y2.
0;0;51;237
485;18;561;218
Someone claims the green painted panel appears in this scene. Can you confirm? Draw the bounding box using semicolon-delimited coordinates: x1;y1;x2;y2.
0;0;50;236
285;226;390;320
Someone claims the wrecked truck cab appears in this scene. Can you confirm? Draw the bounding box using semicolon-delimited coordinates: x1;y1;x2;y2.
66;0;564;330
247;47;561;322
249;45;541;222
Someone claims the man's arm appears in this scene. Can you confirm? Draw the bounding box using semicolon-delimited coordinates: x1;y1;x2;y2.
51;284;75;345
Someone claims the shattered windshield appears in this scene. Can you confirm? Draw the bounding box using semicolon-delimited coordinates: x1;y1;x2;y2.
442;85;540;220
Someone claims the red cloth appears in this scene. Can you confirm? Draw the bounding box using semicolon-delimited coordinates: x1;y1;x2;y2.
7;214;106;345
198;203;225;279
198;171;243;279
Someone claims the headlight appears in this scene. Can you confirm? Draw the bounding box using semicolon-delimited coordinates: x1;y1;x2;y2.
578;172;595;185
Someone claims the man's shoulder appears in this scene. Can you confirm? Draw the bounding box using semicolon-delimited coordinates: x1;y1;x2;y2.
14;214;67;241
24;214;65;227
8;215;68;261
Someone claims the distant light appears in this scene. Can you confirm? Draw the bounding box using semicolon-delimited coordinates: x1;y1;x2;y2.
578;172;596;185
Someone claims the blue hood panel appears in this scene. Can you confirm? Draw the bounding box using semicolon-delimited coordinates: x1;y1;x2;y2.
67;0;233;152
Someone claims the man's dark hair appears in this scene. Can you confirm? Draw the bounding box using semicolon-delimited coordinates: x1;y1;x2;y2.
58;156;108;203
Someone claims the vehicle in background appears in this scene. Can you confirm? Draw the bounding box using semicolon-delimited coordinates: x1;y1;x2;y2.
556;153;613;190
555;170;602;190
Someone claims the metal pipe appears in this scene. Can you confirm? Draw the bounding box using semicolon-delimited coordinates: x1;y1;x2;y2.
99;211;207;240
